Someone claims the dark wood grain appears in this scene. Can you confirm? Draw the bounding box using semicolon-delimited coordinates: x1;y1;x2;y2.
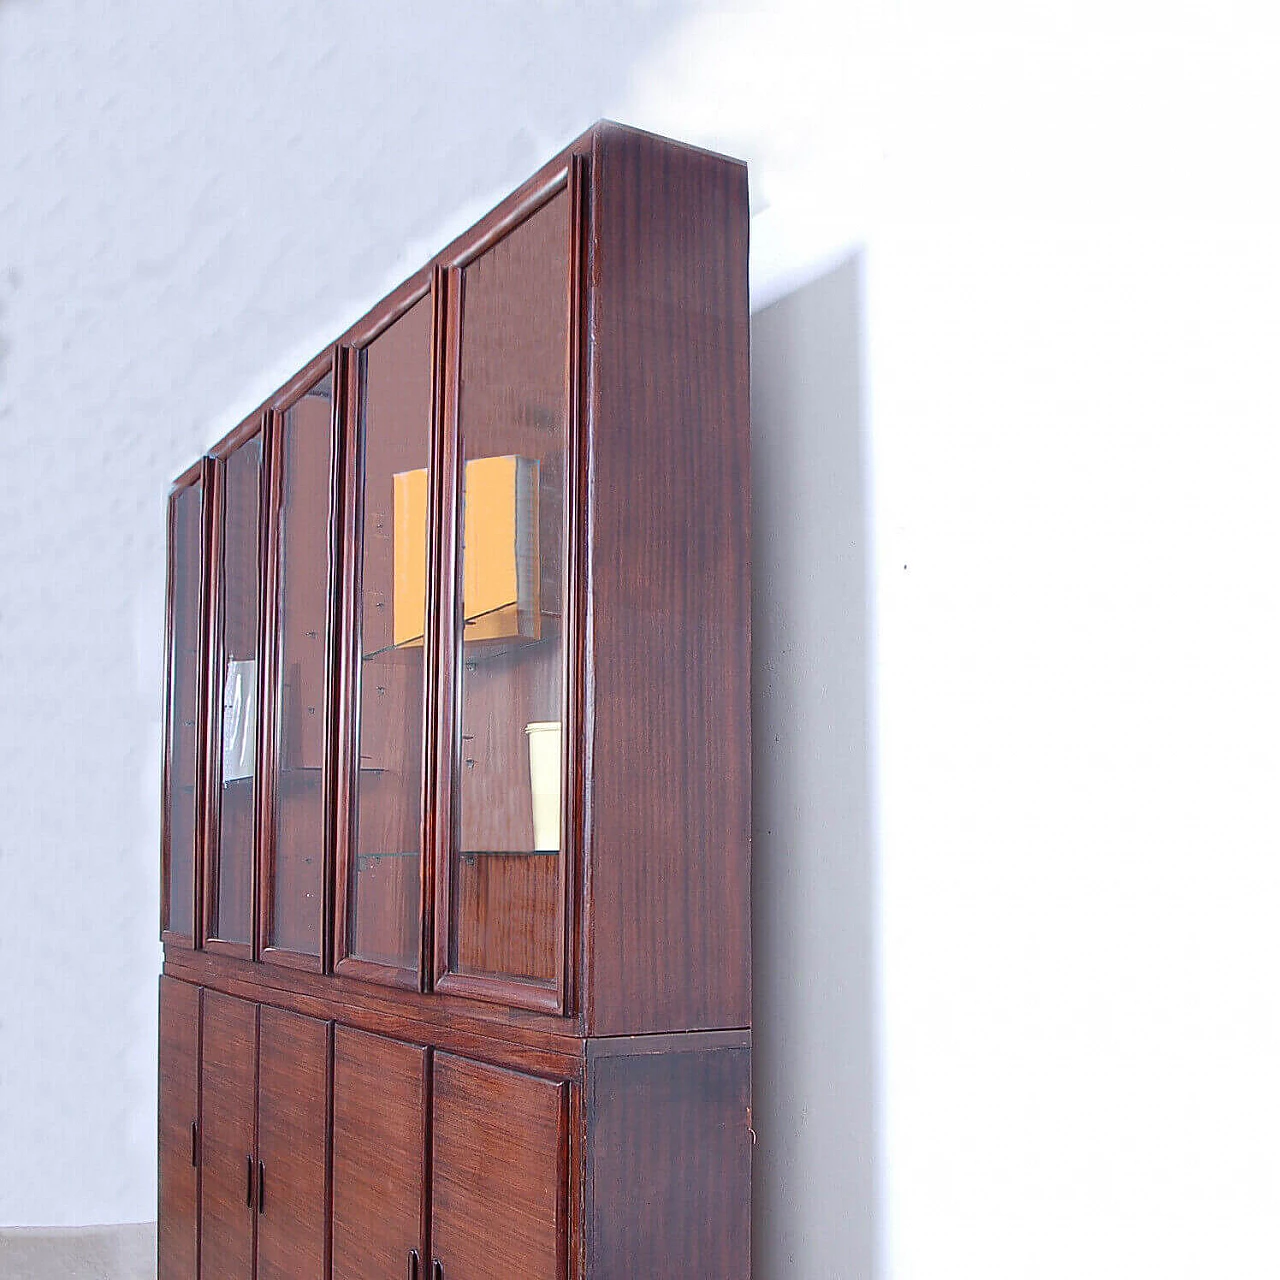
453;853;559;983
164;947;585;1072
256;1006;330;1280
199;991;258;1280
332;1026;427;1280
581;123;752;1035
431;1052;567;1280
585;1040;752;1279
161;119;753;1280
157;977;200;1280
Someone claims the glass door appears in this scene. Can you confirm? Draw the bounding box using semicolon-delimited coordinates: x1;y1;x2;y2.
433;166;584;1012
204;420;263;954
333;287;436;986
162;461;207;944
260;359;338;970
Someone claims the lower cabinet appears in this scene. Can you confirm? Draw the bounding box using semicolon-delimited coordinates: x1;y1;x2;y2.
199;992;257;1280
257;1006;330;1280
158;978;200;1280
198;991;330;1280
430;1053;567;1280
159;979;753;1279
332;1026;428;1280
161;983;574;1280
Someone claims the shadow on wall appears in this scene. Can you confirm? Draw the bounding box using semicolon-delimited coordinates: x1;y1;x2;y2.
751;254;881;1279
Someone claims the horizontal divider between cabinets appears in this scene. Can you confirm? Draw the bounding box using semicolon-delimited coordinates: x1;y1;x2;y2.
162;950;586;1077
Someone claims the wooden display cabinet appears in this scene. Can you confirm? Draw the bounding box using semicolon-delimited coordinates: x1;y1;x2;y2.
159;121;752;1279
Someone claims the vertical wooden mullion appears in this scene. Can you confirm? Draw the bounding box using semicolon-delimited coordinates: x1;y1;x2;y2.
332;344;360;973
256;409;284;961
321;345;346;976
249;412;269;963
420;270;446;992
431;267;465;990
194;456;214;949
202;456;226;949
557;151;590;1019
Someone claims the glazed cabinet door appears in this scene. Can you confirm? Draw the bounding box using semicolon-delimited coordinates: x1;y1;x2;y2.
332;1026;427;1280
433;165;584;1012
163;463;207;943
157;978;200;1280
334;291;436;987
205;421;264;954
199;991;258;1280
430;1052;568;1280
261;363;338;969
256;1007;330;1280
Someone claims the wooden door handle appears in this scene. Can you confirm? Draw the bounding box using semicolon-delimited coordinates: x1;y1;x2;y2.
258;1160;265;1215
190;1121;198;1167
406;1248;420;1280
432;1259;443;1280
245;1154;254;1208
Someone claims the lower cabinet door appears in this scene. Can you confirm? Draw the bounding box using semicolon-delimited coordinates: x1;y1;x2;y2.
199;991;259;1280
158;978;200;1280
256;1007;330;1280
430;1053;568;1280
332;1026;428;1280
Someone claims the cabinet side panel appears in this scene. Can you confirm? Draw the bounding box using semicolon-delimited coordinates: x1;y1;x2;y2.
585;1044;752;1278
584;127;752;1034
158;978;201;1280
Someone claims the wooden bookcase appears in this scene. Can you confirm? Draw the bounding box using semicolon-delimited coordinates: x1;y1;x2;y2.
158;121;752;1280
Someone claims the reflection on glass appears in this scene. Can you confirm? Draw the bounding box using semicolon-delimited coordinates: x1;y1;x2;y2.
450;191;569;987
348;295;433;971
212;434;260;946
270;371;332;957
166;479;203;937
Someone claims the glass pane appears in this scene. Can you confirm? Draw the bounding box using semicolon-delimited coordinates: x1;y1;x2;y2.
166;478;203;937
212;434;260;945
271;371;333;956
348;296;433;970
450;192;569;986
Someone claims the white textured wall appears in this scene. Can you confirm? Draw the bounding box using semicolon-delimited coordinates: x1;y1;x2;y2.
5;3;1280;1277
0;0;698;1228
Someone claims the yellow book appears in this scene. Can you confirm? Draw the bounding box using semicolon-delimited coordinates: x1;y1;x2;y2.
462;455;540;644
393;456;540;649
392;468;429;648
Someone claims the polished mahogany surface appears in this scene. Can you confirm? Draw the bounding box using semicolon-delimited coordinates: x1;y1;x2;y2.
157;978;200;1280
159;122;752;1280
255;1007;329;1280
331;1027;427;1280
431;1052;566;1280
198;992;257;1280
